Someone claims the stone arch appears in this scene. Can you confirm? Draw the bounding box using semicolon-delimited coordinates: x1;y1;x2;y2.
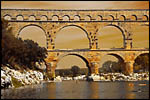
84;15;91;21
18;24;46;36
134;52;149;61
106;53;124;62
52;15;59;21
17;24;47;48
119;15;126;21
3;14;11;20
55;24;91;48
96;15;103;21
74;15;80;21
97;24;125;48
107;15;115;21
58;24;88;35
133;52;149;72
16;15;24;21
142;15;149;21
41;15;48;21
130;15;137;21
29;15;36;21
100;24;125;38
62;15;70;21
99;53;125;72
109;24;125;38
57;53;90;70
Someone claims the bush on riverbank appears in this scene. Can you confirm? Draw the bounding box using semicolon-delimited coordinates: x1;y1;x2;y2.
11;76;24;88
55;68;88;77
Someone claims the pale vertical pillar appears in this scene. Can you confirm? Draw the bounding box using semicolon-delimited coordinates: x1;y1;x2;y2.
124;61;134;75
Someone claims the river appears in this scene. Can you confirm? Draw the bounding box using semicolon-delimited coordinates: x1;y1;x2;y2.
1;80;149;99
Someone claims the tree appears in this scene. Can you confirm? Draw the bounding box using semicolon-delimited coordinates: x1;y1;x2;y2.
71;65;80;77
101;60;123;73
134;54;149;72
1;18;47;70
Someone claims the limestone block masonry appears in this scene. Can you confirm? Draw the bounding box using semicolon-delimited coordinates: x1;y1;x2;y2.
1;9;149;77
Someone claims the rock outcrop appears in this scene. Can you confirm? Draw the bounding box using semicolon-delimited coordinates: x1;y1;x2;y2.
1;66;44;89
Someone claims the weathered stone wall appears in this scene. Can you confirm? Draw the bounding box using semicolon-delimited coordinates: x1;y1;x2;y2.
1;9;149;21
1;9;149;76
45;49;149;75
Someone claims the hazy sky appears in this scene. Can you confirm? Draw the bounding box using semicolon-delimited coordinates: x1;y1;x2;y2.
1;1;149;9
2;1;149;69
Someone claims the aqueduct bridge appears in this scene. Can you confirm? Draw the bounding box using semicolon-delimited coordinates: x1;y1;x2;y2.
1;9;149;77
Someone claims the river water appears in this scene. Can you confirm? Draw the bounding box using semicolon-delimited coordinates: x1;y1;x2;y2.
1;81;149;99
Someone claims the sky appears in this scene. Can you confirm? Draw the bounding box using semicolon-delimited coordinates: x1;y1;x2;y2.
1;1;149;9
2;1;149;69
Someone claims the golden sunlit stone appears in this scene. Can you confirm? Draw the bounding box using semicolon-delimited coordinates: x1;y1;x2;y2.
1;7;149;77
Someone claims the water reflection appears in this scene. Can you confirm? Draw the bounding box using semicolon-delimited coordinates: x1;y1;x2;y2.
1;81;149;99
47;83;56;99
88;82;100;99
125;82;135;99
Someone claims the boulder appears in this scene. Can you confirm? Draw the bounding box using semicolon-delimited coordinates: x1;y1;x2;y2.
54;76;62;82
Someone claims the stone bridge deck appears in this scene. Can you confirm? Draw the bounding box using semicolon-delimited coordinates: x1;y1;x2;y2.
48;48;149;52
1;9;149;22
45;48;149;76
47;48;149;63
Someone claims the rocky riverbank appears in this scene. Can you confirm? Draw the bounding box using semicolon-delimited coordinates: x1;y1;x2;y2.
54;72;149;82
1;66;44;89
87;73;149;81
1;66;149;89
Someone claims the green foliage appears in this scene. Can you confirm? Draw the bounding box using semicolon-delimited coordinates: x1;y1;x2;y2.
1;18;47;70
100;60;123;73
56;68;87;77
11;76;23;88
56;69;73;77
99;54;149;73
79;68;88;75
71;65;80;77
134;54;149;72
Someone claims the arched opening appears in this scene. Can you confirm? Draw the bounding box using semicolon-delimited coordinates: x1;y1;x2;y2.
84;15;91;21
133;53;149;73
74;15;80;21
119;15;126;21
16;15;24;21
142;15;148;21
56;54;89;76
52;15;59;21
107;15;114;21
55;25;89;49
41;15;48;21
130;15;137;21
63;15;70;21
96;15;103;21
97;25;124;49
18;25;47;48
132;25;149;48
29;15;36;21
99;54;124;73
4;15;11;21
